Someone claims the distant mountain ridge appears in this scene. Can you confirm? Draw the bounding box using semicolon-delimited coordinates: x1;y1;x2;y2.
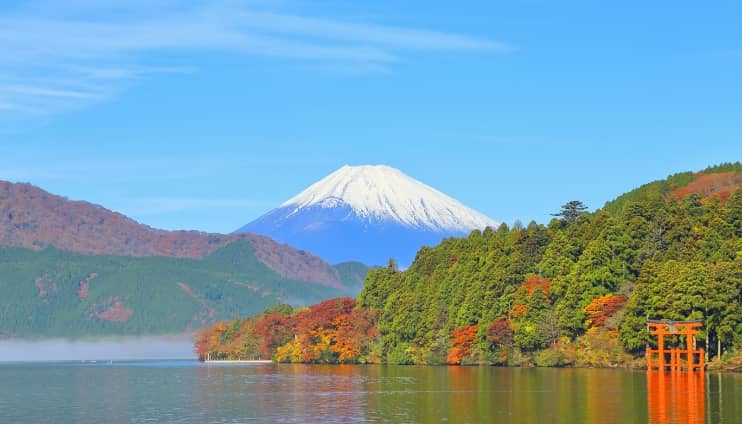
0;241;349;338
0;180;355;288
237;165;498;266
0;180;369;338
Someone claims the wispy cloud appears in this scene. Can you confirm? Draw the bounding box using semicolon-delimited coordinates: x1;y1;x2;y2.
235;11;511;52
0;84;99;99
0;1;510;117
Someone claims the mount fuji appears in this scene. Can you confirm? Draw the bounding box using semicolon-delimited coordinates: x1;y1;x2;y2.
235;165;498;267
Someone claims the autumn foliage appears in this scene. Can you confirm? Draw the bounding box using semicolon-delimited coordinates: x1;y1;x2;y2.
486;317;513;347
673;171;742;202
508;276;552;320
446;324;479;365
520;275;552;298
195;298;379;364
583;294;627;327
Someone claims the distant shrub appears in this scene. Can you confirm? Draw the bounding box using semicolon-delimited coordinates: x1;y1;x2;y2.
534;348;563;367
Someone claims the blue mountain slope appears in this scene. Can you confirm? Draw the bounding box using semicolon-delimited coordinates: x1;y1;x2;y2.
236;165;497;267
238;204;470;266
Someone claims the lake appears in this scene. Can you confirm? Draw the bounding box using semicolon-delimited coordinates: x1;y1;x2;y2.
0;361;739;423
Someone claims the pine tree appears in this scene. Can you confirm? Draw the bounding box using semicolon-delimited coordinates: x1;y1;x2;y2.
551;200;589;224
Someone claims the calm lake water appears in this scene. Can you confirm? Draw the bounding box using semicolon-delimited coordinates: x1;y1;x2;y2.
0;361;739;423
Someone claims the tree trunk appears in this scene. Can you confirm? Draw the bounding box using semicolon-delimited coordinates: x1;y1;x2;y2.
718;337;722;360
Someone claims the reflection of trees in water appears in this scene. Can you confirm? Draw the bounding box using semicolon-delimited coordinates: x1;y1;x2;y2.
196;364;367;422
704;372;741;424
191;365;740;423
369;367;653;424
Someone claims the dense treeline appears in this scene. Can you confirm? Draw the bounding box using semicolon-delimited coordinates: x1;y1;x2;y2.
196;164;742;367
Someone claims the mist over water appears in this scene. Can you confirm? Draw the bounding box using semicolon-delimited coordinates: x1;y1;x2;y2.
0;336;195;362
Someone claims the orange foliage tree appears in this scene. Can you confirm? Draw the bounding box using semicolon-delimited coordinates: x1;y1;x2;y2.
446;324;479;365
520;275;552;298
252;312;294;358
583;294;627;327
330;307;380;363
193;321;230;360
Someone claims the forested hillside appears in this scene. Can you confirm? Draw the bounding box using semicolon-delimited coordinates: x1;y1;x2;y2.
194;164;742;367
0;180;358;287
0;241;354;338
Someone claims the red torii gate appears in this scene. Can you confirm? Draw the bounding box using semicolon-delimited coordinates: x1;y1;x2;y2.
646;320;704;372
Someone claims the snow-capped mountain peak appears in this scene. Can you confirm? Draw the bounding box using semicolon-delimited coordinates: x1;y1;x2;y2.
279;165;497;232
236;164;499;266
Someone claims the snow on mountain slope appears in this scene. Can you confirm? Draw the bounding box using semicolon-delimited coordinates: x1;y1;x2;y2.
279;165;497;231
236;165;498;266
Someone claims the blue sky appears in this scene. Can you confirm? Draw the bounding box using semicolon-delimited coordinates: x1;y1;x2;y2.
1;1;740;233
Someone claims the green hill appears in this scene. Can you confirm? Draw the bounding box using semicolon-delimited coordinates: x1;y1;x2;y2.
333;261;372;292
0;240;346;339
354;166;741;365
0;179;357;288
603;162;742;215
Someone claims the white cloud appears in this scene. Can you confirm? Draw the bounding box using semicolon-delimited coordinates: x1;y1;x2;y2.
235;11;511;52
0;1;511;117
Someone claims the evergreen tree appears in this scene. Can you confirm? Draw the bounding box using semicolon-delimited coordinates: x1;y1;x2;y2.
551;200;589;224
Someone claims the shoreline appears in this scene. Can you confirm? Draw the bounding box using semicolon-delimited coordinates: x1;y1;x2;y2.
204;359;273;364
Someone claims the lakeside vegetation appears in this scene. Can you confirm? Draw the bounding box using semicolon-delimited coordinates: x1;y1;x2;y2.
195;164;742;367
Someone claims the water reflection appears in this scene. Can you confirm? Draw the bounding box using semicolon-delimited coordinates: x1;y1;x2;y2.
195;364;368;423
361;367;650;424
0;362;740;423
647;371;705;424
